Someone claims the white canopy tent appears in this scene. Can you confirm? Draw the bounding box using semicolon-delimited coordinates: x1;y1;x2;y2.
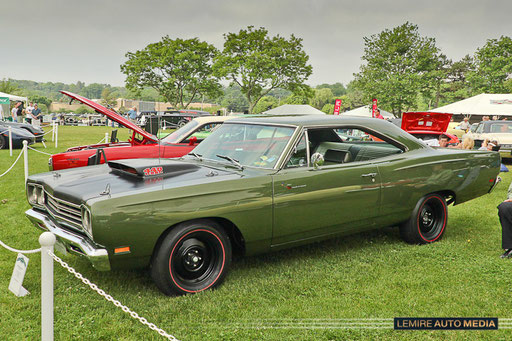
262;104;325;115
340;105;394;118
430;94;512;117
0;91;28;102
0;92;28;120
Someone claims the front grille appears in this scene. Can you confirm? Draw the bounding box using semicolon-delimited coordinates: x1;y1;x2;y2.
44;191;83;232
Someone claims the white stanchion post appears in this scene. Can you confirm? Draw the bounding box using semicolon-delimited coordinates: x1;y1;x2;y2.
9;126;12;157
105;132;109;144
39;232;55;341
55;124;58;148
51;121;55;141
23;141;28;183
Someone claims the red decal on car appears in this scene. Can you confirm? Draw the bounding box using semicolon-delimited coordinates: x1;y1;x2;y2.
143;167;164;176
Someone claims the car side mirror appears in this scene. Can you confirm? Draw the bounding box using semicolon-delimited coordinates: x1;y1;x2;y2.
188;136;198;146
311;152;324;169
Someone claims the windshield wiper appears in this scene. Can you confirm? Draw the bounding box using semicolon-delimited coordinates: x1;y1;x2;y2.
216;154;244;170
187;152;202;160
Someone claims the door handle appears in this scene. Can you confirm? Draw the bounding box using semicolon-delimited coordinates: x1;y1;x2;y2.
361;173;377;182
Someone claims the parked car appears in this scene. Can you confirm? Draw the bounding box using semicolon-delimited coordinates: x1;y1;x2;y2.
0;120;45;142
398;112;460;146
464;120;512;159
141;109;212;135
26;115;500;295
0;122;36;149
50;91;230;170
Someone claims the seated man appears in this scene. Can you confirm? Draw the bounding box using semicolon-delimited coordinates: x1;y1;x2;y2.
498;181;512;258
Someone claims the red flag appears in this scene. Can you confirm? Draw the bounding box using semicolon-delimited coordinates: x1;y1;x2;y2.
372;98;378;118
333;99;342;115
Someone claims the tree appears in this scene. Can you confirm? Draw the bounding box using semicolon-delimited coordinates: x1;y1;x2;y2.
0;79;20;95
469;36;512;93
121;36;222;109
353;22;441;115
220;85;249;113
252;96;279;113
310;88;334;110
214;26;313;113
100;88;118;109
316;83;347;97
29;95;52;108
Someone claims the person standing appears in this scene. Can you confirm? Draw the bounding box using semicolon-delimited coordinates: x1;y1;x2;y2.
26;102;34;123
31;103;42;127
459;117;471;131
127;106;138;124
11;101;21;122
497;182;512;258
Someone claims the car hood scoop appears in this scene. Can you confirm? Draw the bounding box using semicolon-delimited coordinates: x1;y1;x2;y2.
108;158;201;178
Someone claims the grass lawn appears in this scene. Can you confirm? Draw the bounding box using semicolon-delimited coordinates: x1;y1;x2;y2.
1;125;512;340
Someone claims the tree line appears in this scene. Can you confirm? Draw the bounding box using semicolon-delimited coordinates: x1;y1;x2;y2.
2;23;511;116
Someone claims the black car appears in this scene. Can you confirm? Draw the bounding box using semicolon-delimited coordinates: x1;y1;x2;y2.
141;110;211;134
0;121;45;142
0;123;36;149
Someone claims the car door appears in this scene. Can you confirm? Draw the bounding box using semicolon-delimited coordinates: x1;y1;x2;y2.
271;128;382;247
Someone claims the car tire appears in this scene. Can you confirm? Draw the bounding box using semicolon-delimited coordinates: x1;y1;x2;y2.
0;135;5;149
177;120;187;128
399;194;447;244
151;220;231;295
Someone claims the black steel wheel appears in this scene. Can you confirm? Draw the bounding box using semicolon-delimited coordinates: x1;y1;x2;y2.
399;194;447;244
151;220;231;295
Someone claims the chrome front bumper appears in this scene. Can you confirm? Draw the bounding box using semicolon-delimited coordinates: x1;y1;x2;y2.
25;208;111;271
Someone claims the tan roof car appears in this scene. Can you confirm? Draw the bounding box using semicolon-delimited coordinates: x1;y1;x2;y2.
464;120;512;158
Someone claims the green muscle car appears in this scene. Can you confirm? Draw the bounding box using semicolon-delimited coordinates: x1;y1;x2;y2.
25;116;501;295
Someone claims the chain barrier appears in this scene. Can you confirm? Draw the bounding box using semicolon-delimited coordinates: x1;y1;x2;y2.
0;147;24;178
40;128;55;136
0;129;8;135
0;239;41;254
48;250;179;341
95;136;107;144
27;146;52;156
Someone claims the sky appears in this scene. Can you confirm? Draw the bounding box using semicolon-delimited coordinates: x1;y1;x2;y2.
1;0;511;88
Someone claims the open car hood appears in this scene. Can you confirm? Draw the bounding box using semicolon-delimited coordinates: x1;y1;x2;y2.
60;91;157;142
401;112;452;134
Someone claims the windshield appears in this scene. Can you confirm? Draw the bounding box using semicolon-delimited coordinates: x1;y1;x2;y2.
161;121;199;143
192;123;296;168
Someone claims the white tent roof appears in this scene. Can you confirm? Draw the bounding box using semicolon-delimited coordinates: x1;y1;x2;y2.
430;93;512;116
340;105;394;118
263;104;325;115
0;91;28;102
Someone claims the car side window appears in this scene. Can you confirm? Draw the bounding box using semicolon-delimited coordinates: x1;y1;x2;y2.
309;127;404;165
476;124;484;134
285;134;308;168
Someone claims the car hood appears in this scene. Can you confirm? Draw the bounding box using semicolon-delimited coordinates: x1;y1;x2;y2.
401;112;452;134
60;91;157;143
0;121;44;135
27;158;239;204
0;124;35;138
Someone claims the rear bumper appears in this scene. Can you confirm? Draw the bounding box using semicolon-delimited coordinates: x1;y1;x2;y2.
25;208;111;271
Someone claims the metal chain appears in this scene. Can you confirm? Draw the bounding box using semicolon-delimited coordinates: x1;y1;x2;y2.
48;250;179;341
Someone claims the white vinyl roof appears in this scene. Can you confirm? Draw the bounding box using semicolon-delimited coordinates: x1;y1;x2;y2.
430;93;512;116
262;104;326;115
0;91;28;102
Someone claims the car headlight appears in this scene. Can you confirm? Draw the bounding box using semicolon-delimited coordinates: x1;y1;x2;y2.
27;184;45;206
81;206;93;238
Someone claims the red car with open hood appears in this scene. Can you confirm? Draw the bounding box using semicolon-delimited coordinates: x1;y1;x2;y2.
49;91;228;170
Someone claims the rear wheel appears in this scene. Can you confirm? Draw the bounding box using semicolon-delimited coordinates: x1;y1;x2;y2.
400;194;447;244
151;220;231;295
